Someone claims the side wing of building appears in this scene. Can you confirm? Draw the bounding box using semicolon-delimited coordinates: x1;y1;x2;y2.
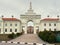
40;18;60;31
0;18;22;34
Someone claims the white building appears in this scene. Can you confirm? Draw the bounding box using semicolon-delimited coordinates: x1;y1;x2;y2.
40;18;59;31
0;18;22;34
0;2;60;34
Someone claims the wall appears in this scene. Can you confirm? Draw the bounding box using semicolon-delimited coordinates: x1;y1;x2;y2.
40;20;60;31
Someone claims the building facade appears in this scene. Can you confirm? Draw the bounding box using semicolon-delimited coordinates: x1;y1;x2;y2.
0;18;22;34
0;2;60;34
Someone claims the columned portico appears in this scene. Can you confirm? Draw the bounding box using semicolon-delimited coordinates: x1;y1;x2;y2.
20;2;41;34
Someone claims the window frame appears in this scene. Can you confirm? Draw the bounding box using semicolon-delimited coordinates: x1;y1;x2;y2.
54;28;56;31
0;28;1;33
44;23;46;26
49;28;51;31
15;29;17;32
44;28;46;31
54;23;56;26
15;24;17;26
49;23;51;26
5;28;7;32
5;23;7;26
10;24;12;26
10;29;12;32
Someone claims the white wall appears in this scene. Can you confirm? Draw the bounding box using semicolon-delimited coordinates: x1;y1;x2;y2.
2;21;21;34
0;18;4;34
40;20;60;31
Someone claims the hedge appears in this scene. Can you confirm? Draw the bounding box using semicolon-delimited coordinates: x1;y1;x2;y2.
8;32;23;39
38;30;56;43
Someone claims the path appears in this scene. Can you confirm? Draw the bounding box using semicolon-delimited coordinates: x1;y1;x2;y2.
10;34;48;44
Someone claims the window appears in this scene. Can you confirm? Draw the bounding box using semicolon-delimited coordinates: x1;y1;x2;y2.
22;26;25;28
5;29;7;32
44;28;46;31
10;24;12;26
49;23;51;26
5;23;7;26
36;26;39;29
44;23;46;26
49;28;51;31
10;29;12;32
15;29;17;32
36;26;39;28
54;24;56;26
15;24;17;26
0;23;1;26
0;29;1;33
54;28;56;31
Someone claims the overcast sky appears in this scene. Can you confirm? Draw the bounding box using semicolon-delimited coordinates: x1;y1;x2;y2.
0;0;60;19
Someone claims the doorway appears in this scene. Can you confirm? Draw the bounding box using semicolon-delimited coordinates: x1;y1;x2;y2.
27;20;34;34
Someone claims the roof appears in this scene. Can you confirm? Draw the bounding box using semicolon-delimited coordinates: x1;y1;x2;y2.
2;18;20;21
41;18;59;21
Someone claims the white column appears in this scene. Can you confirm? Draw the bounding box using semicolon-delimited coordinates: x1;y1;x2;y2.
24;26;27;34
34;26;36;34
24;23;27;34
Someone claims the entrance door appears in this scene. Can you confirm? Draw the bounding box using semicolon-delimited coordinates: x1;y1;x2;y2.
27;26;34;34
27;20;34;34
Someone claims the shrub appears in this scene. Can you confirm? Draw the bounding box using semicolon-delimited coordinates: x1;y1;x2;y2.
38;30;56;43
48;33;56;43
16;33;20;36
16;33;22;36
8;32;23;39
8;33;15;39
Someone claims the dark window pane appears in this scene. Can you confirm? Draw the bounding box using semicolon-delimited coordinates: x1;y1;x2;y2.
54;24;56;26
10;29;12;32
5;29;7;32
49;23;51;26
15;29;17;32
5;24;7;26
49;28;51;31
0;29;1;33
54;28;56;31
44;23;46;26
44;28;46;31
15;24;17;26
10;24;12;26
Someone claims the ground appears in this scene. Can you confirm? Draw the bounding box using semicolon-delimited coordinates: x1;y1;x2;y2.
10;34;48;44
0;43;32;45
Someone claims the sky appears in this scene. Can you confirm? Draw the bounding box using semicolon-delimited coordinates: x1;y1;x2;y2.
0;0;60;19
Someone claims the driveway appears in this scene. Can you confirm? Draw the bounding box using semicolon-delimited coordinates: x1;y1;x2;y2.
10;34;48;44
